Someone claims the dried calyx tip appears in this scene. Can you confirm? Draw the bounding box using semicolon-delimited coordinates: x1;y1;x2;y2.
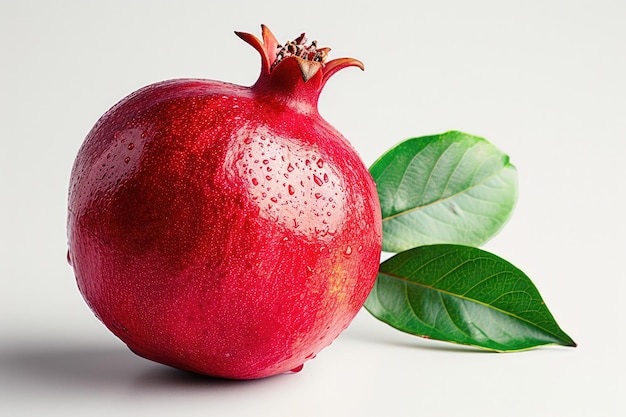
271;32;330;71
236;25;364;84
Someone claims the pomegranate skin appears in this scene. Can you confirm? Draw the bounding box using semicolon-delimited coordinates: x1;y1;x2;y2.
67;26;382;379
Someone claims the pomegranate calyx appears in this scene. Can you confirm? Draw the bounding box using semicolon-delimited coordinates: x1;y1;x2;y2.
271;33;329;82
236;25;364;84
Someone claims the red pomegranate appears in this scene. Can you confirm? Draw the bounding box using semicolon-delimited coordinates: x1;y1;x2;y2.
67;25;382;379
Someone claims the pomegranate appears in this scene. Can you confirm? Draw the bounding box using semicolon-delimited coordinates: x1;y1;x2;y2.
67;25;382;379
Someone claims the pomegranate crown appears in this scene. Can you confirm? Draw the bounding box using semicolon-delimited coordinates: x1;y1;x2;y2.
235;25;364;85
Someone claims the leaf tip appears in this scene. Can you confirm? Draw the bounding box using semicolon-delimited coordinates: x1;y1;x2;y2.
565;338;578;348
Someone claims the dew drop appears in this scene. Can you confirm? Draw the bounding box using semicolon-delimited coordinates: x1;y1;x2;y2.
305;159;311;167
290;364;304;373
263;159;269;165
251;178;259;186
317;159;324;168
124;156;130;163
287;163;294;172
244;137;252;144
271;197;278;203
345;246;353;255
314;192;322;199
313;175;323;186
127;143;134;150
113;131;121;139
265;175;272;181
323;173;329;183
288;184;295;195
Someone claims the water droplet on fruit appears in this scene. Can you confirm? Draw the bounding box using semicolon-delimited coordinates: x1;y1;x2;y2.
127;143;134;150
287;163;294;172
290;364;304;373
124;156;130;163
265;175;272;181
270;197;278;203
251;178;259;186
244;137;252;144
314;192;322;199
345;246;353;255
323;173;329;183
317;159;324;168
288;184;295;195
313;175;323;186
263;159;269;164
305;159;311;167
114;131;121;139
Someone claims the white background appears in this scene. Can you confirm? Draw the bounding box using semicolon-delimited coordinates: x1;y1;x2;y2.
1;0;624;416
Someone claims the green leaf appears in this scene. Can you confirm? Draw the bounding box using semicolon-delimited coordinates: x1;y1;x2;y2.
364;245;576;351
370;131;518;253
